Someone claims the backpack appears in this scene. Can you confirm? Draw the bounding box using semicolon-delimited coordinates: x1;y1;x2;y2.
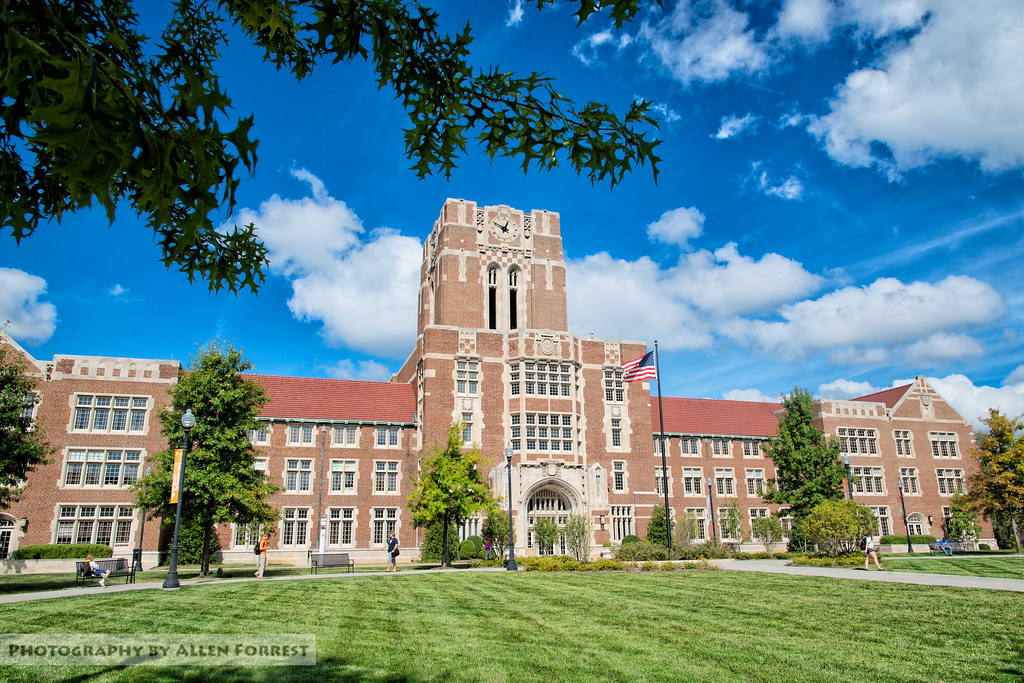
859;538;867;551
254;542;261;556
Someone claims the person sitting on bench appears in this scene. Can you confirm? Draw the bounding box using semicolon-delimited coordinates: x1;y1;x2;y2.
939;538;954;556
85;554;109;587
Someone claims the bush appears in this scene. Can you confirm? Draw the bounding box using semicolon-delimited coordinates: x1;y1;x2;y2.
174;516;221;565
621;534;641;546
979;543;991;551
614;540;668;562
789;552;864;567
12;544;113;560
519;556;582;572
660;561;678;571
880;534;936;545
458;539;483;560
674;540;732;560
582;558;624;571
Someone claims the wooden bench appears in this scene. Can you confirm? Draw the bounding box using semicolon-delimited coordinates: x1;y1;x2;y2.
75;558;136;587
308;551;355;574
927;541;964;555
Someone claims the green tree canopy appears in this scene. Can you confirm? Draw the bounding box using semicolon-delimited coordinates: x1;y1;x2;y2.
646;504;671;546
717;499;743;546
0;337;54;510
763;387;846;522
963;409;1024;553
481;508;513;560
3;0;660;292
803;500;877;558
408;423;496;566
563;513;592;562
133;341;278;575
751;515;784;554
533;517;560;555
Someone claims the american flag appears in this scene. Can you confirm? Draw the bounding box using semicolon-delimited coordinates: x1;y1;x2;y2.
622;351;656;383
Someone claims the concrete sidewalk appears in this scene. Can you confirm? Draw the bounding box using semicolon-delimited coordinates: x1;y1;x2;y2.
710;558;1024;592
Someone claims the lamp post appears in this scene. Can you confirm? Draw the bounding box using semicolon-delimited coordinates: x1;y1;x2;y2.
897;479;913;555
133;466;152;572
163;409;195;589
504;444;517;571
842;454;853;500
707;476;718;542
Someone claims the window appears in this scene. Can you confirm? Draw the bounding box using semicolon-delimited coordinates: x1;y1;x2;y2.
711;439;731;457
510;363;521;396
375;427;399;447
457;360;479;395
328;508;356;546
683;468;703;496
653;437;665;456
524;413;573;453
19;392;36;424
462;413;473;443
372;508;398;545
287;424;315;446
679;438;700;456
894;430;913;457
285;459;312;492
778;510;794;537
852;466;885;494
234;523;263;548
247;427;269;445
330;461;357;494
936;468;965;495
254;458;268;473
611;419;622;448
838;427;879;455
685;508;707;541
748;508;769;525
611;506;633;541
655;467;670;495
742;440;763;458
521;362;573;397
332;426;357;447
612;462;626;492
375;461;399;493
604;369;624;402
510;413;521;452
745;469;766;496
72;395;149;433
930;433;959;458
899;467;920;494
715;468;735;496
907;513;926;536
870;506;892;536
281;508;309;547
54;505;133;546
63;449;142;487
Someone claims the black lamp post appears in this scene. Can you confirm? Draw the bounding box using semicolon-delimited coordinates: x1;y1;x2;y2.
707;476;718;542
505;444;517;571
897;479;913;555
842;454;853;500
133;465;152;572
163;408;195;589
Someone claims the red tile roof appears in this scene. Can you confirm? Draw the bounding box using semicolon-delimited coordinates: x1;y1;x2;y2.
655;397;782;437
852;384;912;409
245;374;416;423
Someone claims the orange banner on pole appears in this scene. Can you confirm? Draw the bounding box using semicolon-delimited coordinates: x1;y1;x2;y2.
170;448;183;503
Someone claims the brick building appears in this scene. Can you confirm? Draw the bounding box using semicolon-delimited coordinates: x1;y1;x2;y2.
0;198;996;565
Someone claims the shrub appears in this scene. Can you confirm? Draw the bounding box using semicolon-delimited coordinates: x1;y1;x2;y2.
582;558;624;571
420;519;459;561
519;556;582;572
804;500;877;558
614;540;668;562
174;515;221;565
752;515;785;554
12;544;113;560
458;539;483;560
621;534;641;546
660;561;678;571
879;534;936;545
731;551;774;560
789;552;864;567
680;559;721;572
979;543;991;551
640;561;657;571
674;540;732;560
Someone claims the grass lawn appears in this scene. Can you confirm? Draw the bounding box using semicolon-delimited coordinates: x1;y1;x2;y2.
0;571;1021;682
883;556;1024;580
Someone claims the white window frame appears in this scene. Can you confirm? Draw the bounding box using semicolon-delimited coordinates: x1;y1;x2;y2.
284;459;313;493
682;467;703;496
54;504;134;546
714;468;735;496
332;425;358;447
330;460;358;494
71;394;150;434
930;432;960;459
281;508;310;547
374;461;400;494
894;430;914;457
375;427;400;448
745;468;766;497
62;449;143;488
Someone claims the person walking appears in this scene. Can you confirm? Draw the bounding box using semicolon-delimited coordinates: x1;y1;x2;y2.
255;532;270;579
385;532;399;572
863;534;884;571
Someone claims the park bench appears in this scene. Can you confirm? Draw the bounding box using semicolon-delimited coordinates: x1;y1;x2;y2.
927;541;965;555
308;551;355;574
75;557;136;587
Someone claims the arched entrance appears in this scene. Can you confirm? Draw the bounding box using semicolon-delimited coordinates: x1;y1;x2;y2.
525;486;575;556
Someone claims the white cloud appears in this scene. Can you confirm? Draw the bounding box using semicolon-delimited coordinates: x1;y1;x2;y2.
507;0;524;27
827;347;890;365
642;0;770;85
320;359;394;382
725;275;1006;361
713;113;759;139
818;378;883;400
839;0;930;38
1005;364;1024;386
225;170;420;357
810;0;1024;176
0;268;57;344
572;29;633;66
903;332;984;367
753;163;805;200
922;374;1024;427
775;0;834;43
647;206;704;246
109;284;126;297
722;388;779;402
648;101;682;123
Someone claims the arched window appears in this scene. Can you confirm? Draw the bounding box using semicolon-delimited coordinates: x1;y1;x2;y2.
526;488;572;555
0;515;15;560
487;265;499;330
508;267;520;329
907;512;926;536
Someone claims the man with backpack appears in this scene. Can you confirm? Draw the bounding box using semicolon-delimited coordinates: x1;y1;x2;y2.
255;532;270;579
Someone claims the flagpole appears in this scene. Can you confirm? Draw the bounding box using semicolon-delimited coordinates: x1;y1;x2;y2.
654;341;670;553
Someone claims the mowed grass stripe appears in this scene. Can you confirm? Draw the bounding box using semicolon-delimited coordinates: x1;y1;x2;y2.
0;572;1020;682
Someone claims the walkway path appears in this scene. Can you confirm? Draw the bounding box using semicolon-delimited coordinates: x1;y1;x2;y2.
1;559;1021;605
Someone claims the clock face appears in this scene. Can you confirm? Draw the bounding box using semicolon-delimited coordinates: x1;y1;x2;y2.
490;208;519;242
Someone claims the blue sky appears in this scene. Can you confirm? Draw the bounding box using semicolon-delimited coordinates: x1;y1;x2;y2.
3;0;1024;427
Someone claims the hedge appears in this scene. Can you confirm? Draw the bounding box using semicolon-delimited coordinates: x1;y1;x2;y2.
12;544;113;560
880;534;936;545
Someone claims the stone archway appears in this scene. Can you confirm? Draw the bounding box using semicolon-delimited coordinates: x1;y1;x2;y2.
524;482;578;556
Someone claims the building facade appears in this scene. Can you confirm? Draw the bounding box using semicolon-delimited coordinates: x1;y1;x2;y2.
0;198;996;566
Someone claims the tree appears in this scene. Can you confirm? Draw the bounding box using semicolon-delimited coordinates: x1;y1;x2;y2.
963;409;1024;553
646;504;672;546
0;337;54;509
718;499;744;548
763;387;847;523
3;0;660;292
672;510;703;549
133;341;278;575
563;513;592;562
803;500;877;558
752;515;785;554
481;508;513;561
945;494;980;547
408;423;496;566
533;518;560;556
